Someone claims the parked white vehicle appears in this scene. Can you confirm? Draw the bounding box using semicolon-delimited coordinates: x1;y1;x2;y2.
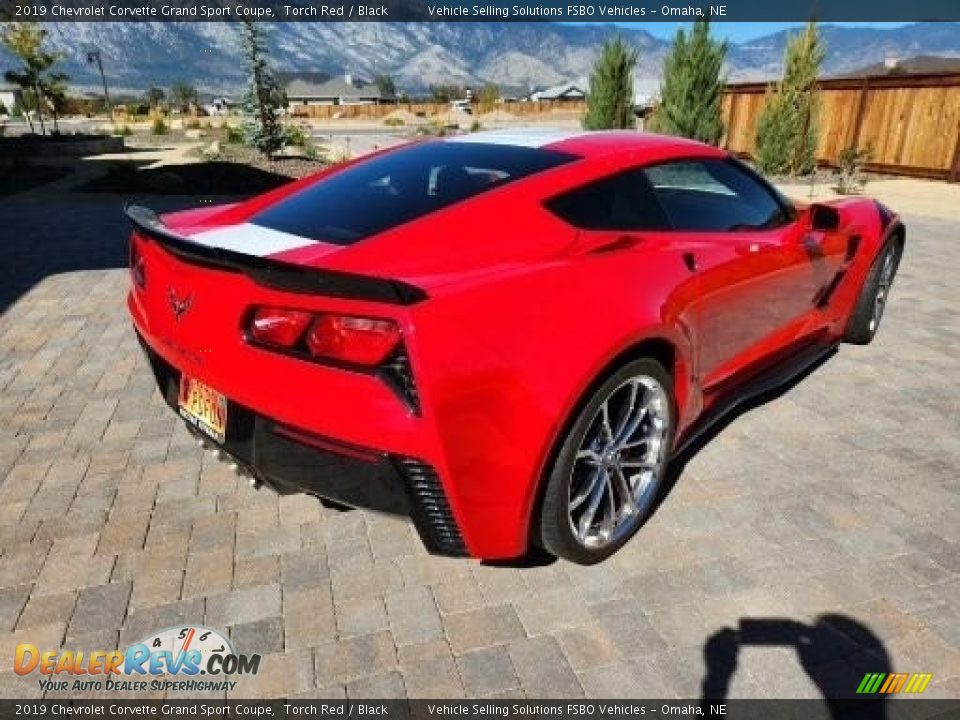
204;97;233;116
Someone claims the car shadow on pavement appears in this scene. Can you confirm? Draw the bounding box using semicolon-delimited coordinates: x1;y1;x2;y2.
701;614;893;719
0;154;301;315
77;160;298;195
657;347;837;512
483;350;839;570
0;194;240;315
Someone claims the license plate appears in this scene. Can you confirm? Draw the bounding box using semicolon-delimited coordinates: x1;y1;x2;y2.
178;376;228;443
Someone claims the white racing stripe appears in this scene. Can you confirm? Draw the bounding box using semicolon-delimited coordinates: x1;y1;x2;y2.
188;223;316;257
444;128;589;148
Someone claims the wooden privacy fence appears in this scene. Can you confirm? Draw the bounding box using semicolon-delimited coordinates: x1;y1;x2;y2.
290;99;586;120
721;72;960;182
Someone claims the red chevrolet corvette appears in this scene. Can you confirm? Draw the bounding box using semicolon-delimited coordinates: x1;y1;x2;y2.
127;130;904;563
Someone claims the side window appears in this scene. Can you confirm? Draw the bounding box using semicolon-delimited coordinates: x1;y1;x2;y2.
644;160;789;232
545;170;671;231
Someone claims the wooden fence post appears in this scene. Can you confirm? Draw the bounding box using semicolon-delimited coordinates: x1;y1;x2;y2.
724;93;739;151
950;122;960;182
847;77;870;151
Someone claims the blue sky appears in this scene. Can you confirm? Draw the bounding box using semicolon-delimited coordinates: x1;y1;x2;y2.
564;22;910;43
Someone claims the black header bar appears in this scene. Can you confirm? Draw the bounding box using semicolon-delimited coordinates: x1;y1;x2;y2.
0;700;957;719
3;0;960;21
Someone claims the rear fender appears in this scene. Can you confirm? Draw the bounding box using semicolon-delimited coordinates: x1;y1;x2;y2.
409;250;696;558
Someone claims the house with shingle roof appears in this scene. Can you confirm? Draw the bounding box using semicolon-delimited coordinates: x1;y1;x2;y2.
278;72;391;106
0;83;22;114
527;82;586;102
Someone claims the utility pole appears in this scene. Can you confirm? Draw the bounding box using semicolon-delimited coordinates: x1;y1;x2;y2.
86;49;112;119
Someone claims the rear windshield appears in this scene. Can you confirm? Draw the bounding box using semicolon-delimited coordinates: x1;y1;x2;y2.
250;141;577;245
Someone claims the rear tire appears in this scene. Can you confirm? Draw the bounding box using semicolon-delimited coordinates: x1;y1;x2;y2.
537;358;675;565
845;236;903;345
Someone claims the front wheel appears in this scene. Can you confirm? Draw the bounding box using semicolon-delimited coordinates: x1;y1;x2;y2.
537;358;675;564
845;237;903;345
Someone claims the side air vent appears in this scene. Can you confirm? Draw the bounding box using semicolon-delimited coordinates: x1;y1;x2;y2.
845;235;861;262
380;346;421;415
875;201;895;231
395;457;467;557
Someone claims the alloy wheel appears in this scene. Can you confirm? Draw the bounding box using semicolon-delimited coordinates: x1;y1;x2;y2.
869;245;897;333
567;375;670;548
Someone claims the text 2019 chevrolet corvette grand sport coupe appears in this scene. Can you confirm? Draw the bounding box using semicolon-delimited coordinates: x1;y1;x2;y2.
127;129;904;563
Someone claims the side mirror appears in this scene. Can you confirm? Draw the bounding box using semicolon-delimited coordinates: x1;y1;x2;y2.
810;204;840;232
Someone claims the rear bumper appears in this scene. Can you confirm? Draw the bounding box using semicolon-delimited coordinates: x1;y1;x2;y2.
137;333;468;557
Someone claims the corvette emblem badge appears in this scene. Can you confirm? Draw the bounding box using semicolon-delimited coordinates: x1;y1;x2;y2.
167;287;193;321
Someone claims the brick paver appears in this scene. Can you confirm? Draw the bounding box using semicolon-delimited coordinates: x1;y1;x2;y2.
0;192;958;700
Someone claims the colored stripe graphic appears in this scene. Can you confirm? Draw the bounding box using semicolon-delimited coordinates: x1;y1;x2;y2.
881;673;909;693
858;673;881;693
858;672;933;694
904;674;933;693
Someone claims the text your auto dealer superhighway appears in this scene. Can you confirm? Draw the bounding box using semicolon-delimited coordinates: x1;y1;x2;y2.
46;4;273;17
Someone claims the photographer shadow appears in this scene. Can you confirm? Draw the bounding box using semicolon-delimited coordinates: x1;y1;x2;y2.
701;614;893;719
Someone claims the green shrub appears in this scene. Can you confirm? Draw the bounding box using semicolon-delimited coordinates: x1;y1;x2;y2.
201;141;221;161
151;116;169;135
284;124;308;147
184;116;202;130
469;120;482;132
224;124;244;144
113;124;133;137
383;116;405;127
835;146;872;194
302;138;321;160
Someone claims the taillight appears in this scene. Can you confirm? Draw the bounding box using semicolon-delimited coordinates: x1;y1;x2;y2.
246;307;401;366
249;307;313;348
130;236;146;288
306;315;400;365
245;306;415;412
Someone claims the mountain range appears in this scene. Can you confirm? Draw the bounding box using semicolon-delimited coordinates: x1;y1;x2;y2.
3;22;959;96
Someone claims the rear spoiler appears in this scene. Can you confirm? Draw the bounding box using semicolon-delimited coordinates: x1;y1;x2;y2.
125;205;428;306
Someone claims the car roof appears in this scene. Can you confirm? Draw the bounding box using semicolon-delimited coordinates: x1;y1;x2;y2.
444;128;724;160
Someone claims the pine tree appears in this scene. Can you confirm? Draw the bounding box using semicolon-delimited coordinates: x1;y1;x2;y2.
754;21;824;176
582;37;638;130
240;20;284;159
374;74;396;99
649;20;727;144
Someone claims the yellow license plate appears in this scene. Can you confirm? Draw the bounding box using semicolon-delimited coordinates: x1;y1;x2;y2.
178;376;228;443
